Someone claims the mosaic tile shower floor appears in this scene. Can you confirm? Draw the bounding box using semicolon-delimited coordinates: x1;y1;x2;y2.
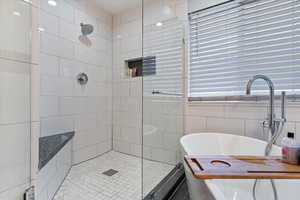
54;151;174;200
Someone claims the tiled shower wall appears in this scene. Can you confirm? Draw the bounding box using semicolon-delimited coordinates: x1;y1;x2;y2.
112;0;188;164
112;4;143;157
39;0;113;164
0;0;37;199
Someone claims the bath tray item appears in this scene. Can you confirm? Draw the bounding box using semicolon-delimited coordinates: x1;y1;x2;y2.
185;155;300;179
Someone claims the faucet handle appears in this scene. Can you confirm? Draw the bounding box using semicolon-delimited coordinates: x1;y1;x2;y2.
281;91;287;122
260;120;269;128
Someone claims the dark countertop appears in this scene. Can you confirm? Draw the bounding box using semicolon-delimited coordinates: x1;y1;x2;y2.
39;131;75;170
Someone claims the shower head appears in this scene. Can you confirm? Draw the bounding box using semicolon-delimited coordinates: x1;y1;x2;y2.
80;23;94;36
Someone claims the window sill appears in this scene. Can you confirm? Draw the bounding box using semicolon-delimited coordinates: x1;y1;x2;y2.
187;95;300;107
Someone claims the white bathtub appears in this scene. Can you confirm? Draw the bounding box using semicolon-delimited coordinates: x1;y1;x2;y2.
180;133;300;200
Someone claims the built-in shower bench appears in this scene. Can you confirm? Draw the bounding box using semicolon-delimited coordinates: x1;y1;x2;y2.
37;132;74;199
39;131;74;170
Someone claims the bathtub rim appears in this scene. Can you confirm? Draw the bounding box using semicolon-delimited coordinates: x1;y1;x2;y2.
180;132;270;155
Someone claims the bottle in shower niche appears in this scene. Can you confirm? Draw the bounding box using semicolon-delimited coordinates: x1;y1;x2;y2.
281;132;300;165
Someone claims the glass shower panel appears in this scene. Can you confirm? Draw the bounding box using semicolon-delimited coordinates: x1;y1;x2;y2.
0;0;32;199
142;1;185;197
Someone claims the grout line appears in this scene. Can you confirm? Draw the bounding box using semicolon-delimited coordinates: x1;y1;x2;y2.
71;150;112;167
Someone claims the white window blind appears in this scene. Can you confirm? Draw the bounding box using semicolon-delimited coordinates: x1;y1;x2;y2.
143;19;183;96
189;0;300;98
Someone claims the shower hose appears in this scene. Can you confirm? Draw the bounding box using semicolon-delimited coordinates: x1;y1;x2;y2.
252;121;285;200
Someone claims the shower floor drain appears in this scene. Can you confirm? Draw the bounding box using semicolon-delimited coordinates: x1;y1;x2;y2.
102;169;119;177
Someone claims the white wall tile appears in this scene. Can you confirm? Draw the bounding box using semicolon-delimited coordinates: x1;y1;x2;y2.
74;114;97;131
206;117;245;135
40;0;60;17
58;37;75;59
40;53;60;76
286;105;300;122
185;116;206;134
0;59;30;124
41;76;60;95
186;103;300;145
31;64;41;123
60;58;83;78
72;144;98;164
31;122;40;181
41;32;60;56
0;0;32;63
40;96;59;117
59;0;75;24
120;6;141;24
59;20;78;42
41;116;74;137
59;97;86;115
58;78;74;96
186;104;225;117
0;123;30;192
224;104;266;120
40;10;59;35
296;123;300;142
114;140;131;155
97;141;111;155
121;35;141;53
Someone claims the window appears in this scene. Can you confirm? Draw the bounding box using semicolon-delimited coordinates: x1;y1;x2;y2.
143;19;183;96
188;0;300;99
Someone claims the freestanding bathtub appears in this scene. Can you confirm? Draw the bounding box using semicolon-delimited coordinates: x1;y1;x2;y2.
180;133;300;200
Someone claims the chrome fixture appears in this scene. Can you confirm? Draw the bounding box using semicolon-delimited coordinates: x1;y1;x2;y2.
80;23;94;36
246;75;287;200
152;90;183;96
77;73;88;85
246;75;287;152
246;75;276;132
79;23;94;47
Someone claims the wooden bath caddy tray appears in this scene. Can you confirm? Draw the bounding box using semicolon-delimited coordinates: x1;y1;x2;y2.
185;156;300;179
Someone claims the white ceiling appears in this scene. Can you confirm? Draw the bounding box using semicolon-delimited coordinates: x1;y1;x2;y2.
92;0;141;14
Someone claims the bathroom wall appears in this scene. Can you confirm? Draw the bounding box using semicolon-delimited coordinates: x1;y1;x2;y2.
112;0;188;164
185;102;300;142
0;0;38;199
39;0;113;164
184;0;300;143
112;3;143;157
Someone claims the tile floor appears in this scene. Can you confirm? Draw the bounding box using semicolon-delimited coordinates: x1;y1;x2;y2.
54;151;174;200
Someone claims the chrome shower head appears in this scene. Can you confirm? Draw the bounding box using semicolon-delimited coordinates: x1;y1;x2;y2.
80;23;94;36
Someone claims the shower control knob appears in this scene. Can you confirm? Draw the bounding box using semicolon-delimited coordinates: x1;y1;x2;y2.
77;73;88;85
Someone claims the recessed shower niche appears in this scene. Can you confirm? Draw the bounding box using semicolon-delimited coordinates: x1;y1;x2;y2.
126;56;156;77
